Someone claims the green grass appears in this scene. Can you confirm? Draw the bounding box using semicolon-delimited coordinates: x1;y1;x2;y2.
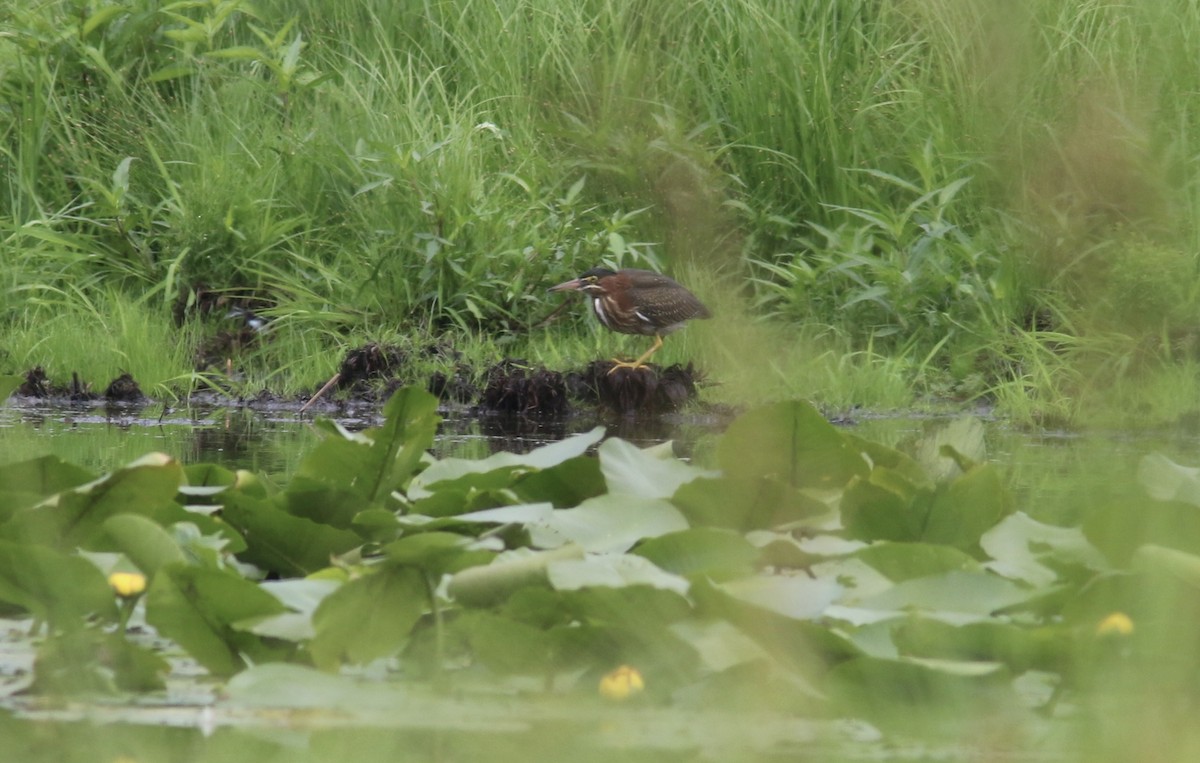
4;0;1200;424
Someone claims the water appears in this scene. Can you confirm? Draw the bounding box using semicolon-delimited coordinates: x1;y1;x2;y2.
5;399;1200;761
5;396;1198;538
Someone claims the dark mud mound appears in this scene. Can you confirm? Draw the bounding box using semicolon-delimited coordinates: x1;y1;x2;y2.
104;373;144;403
570;361;703;416
18;366;52;397
428;367;478;404
337;343;406;390
479;360;569;416
17;367;97;401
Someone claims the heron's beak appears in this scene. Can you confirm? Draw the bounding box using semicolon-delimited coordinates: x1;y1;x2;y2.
548;278;583;293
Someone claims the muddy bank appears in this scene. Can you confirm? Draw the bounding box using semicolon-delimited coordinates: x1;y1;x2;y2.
8;343;715;420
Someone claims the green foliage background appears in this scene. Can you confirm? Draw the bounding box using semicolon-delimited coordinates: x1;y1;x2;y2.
3;0;1200;420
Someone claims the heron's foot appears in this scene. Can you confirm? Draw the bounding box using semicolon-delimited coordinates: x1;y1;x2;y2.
607;358;653;375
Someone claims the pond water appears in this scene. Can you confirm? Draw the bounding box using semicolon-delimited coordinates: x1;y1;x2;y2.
4;398;1200;761
4;399;1194;529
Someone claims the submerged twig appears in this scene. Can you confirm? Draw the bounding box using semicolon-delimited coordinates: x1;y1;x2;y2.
299;372;341;413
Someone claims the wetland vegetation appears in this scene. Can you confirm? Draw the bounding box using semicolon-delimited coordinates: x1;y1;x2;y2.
6;1;1200;760
3;0;1200;423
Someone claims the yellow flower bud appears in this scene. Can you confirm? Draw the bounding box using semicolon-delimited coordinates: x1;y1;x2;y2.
1096;611;1134;637
108;571;147;599
598;665;644;701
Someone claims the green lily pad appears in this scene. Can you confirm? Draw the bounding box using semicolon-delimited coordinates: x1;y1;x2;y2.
0;540;118;627
145;563;289;676
716;400;868;489
309;565;427;670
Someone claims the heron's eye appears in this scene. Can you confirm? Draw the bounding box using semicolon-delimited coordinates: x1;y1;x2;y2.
583;276;597;284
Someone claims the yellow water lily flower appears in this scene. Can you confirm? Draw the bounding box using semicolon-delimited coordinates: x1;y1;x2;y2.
108;571;147;598
598;665;644;701
1096;611;1134;637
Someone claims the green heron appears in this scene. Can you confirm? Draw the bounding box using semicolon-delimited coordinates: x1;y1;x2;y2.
549;267;710;371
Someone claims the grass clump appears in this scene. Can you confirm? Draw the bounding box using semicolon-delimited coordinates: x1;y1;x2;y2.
2;0;1200;423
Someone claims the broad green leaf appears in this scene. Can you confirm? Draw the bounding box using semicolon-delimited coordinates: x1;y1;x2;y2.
0;540;118;627
310;566;427;670
447;545;585;607
1083;496;1200;563
1131;544;1200;590
32;629;168;695
693;579;861;675
598;438;712;499
224;663;401;709
853;570;1035;623
383;531;490;576
100;514;188;576
914;417;986;484
1138;453;1200;506
547;554;690;595
3;453;184;549
841;473;925;543
409;427;604;499
145;564;288;676
891;617;1067;674
669;620;773;673
981;512;1108;586
458;611;556;674
921;463;1013;552
716;400;868;489
295;387;439;506
0;455;96;521
715;575;841;621
236;579;342;642
511;455;606;506
852;542;980;582
634;528;759;580
184;463;237;488
533;494;689;553
671;476;832;531
826;655;1013;725
220;492;363;577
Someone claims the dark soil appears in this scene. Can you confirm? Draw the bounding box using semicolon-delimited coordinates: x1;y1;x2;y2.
8;343;707;419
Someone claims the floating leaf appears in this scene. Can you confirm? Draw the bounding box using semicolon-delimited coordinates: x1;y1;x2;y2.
715;575;841;621
853;570;1036;624
145;564;288;676
293;387;440;513
220;492;363;576
309;566;426;670
1138;453;1200;506
32;629;168;695
852;542;981;582
672;476;832;531
447;545;585;607
409;427;604;500
693;579;861;676
534;494;689;553
547;553;690;595
598;438;712;499
921;463;1013;552
981;512;1109;587
914;417;986;484
0;455;96;520
2;453;184;549
0;540;117;627
716;400;868;489
891;617;1067;675
634;528;759;580
826;655;1013;727
100;514;188;576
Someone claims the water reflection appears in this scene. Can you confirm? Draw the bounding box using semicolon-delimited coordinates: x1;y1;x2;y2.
6;400;1200;529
